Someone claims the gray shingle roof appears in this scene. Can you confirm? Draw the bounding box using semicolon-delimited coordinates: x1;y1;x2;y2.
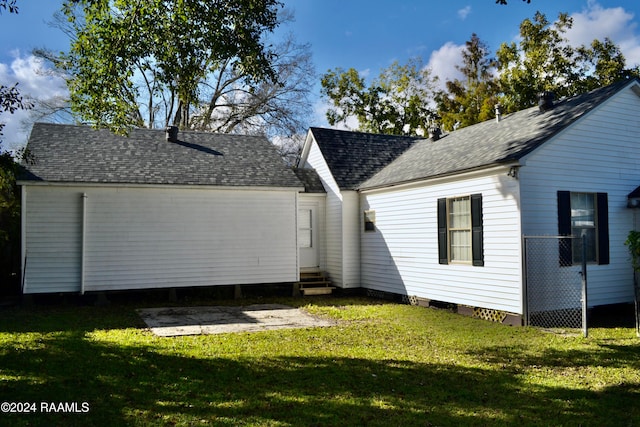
21;123;303;188
362;78;639;189
292;167;326;193
308;127;423;190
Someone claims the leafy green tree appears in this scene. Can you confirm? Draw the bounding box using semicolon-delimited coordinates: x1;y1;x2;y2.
321;58;436;136
36;8;315;140
436;33;499;130
575;38;640;92
496;12;579;112
61;0;284;134
496;11;637;113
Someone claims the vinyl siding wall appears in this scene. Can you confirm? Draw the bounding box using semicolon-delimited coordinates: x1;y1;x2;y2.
342;191;361;288
23;185;298;293
23;186;83;293
520;86;640;306
361;168;523;314
302;139;344;286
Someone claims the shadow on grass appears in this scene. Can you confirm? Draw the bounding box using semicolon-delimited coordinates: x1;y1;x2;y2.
1;299;639;426
0;330;639;426
0;295;384;334
470;341;640;371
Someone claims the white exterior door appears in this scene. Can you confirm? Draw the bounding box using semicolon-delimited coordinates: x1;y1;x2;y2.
298;205;319;268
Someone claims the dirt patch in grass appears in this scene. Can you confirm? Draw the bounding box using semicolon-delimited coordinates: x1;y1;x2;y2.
137;303;336;336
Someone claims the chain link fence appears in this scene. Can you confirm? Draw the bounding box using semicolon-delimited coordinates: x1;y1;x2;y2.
523;236;588;336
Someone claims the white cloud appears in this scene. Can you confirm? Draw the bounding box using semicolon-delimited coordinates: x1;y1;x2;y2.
426;42;465;92
0;52;68;152
457;6;471;21
312;97;358;131
565;0;640;66
313;98;331;127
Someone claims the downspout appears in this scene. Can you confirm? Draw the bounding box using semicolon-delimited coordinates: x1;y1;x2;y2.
295;191;300;280
21;186;27;294
81;193;88;295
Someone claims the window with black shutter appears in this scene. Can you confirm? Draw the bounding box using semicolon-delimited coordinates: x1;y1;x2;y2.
438;194;483;265
557;191;609;265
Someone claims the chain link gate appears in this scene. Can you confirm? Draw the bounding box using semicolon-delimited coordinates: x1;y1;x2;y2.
523;236;588;337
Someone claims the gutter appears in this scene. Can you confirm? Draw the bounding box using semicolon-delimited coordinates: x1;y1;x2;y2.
21;186;27;294
81;193;88;295
16;181;304;193
359;162;521;194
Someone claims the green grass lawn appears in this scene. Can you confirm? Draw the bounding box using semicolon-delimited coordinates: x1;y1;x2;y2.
0;296;638;426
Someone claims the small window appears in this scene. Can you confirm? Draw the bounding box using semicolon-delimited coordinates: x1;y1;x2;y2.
364;210;376;232
298;209;312;248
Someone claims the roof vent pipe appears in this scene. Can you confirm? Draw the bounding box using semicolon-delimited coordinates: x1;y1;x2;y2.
538;91;555;112
166;126;179;142
495;103;503;123
428;126;441;141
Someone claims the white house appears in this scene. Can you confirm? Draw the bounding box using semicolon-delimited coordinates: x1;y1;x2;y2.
20;78;640;324
19;124;304;294
298;78;640;322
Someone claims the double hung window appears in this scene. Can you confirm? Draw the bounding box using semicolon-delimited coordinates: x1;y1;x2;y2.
557;191;609;265
438;194;483;266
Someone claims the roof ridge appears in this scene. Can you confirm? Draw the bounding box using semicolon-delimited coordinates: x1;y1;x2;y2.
310;126;428;141
359;78;640;189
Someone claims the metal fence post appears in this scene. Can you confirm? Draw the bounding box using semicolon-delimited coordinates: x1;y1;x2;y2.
522;235;529;327
581;236;588;338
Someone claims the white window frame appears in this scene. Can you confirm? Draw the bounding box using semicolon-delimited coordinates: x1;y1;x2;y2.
570;192;597;263
447;195;472;263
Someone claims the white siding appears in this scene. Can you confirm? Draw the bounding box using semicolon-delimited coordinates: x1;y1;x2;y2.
361;168;523;313
520;86;640;306
23;186;83;293
302;138;344;286
23;185;298;293
342;191;361;288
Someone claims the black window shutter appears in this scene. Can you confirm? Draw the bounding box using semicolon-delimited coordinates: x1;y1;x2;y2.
557;191;572;266
471;193;484;266
437;198;448;264
597;192;609;265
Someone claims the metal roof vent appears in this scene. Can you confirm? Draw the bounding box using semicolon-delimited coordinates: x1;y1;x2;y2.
166;126;179;142
495;103;503;123
538;91;555;112
427;112;442;141
428;126;442;141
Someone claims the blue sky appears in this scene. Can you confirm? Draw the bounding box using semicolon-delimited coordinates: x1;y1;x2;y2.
2;0;640;149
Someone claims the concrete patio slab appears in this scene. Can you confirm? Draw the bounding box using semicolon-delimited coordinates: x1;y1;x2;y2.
137;303;335;337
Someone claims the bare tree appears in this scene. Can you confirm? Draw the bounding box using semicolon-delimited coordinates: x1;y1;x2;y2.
36;6;315;141
191;33;315;138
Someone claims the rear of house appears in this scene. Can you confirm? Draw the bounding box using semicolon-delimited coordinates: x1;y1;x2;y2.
299;78;640;322
19;79;640;316
360;167;522;315
20;123;303;294
518;81;640;308
298;128;422;288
